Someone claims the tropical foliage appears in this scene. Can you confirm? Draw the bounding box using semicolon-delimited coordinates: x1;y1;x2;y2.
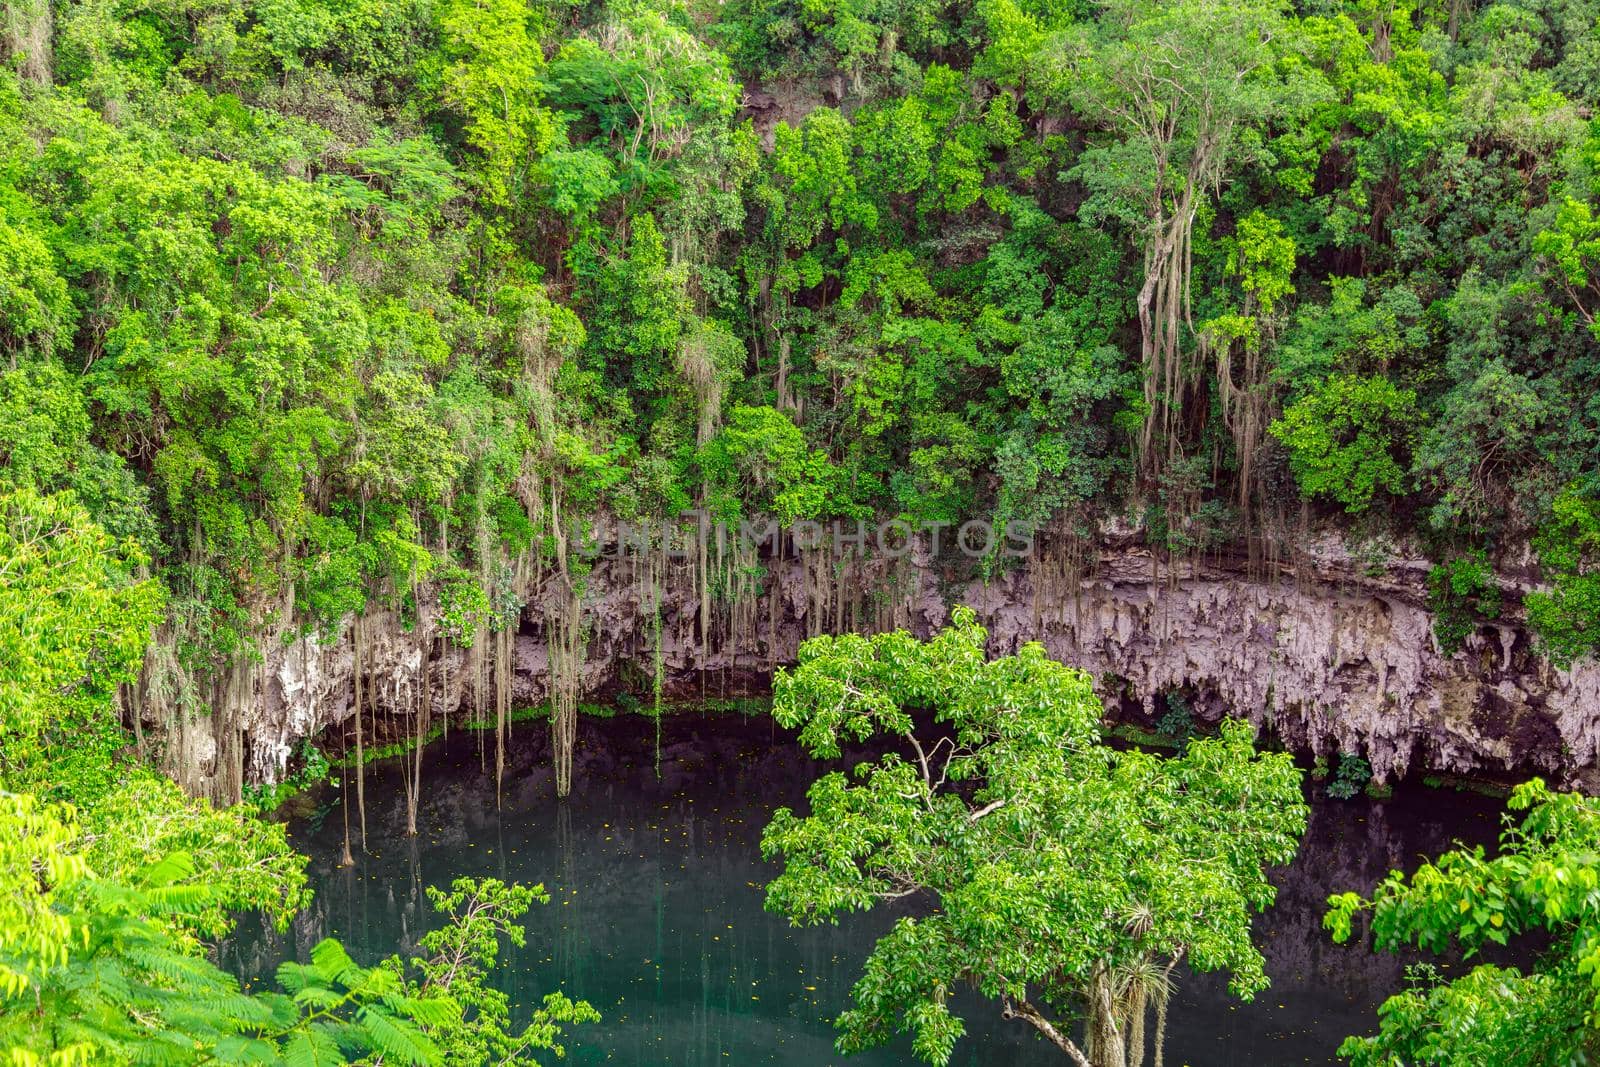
0;0;1596;694
1328;780;1600;1066
761;609;1307;1067
0;472;589;1066
0;797;592;1067
4;0;1600;1060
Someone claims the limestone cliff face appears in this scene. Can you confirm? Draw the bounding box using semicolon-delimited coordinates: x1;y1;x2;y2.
975;540;1600;790
159;529;1600;799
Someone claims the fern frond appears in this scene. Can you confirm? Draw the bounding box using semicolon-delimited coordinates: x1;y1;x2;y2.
307;941;360;988
397;996;458;1030
275;962;311;993
281;1030;344;1067
356;1007;438;1066
136;853;197;889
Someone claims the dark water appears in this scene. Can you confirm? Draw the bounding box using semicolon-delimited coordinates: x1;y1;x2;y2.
223;714;1508;1066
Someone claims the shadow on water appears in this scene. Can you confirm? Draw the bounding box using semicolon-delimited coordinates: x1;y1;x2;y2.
221;714;1507;1067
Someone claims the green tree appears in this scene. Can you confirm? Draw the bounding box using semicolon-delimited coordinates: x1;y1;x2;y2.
1269;374;1420;513
1526;485;1600;666
543;6;739;187
1413;277;1548;531
715;0;955;87
1426;550;1502;655
0;487;163;759
394;878;600;1065
0;484;311;953
762;608;1307;1067
1535;196;1600;341
590;212;692;439
1064;0;1320;472
1327;779;1600;1066
700;405;853;523
0;794;445;1065
0;211;73;361
427;0;557;206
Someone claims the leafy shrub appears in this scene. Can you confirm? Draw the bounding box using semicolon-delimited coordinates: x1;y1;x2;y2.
1427;550;1502;654
1527;486;1600;666
1327;753;1373;800
437;567;493;647
1156;692;1195;746
1269;375;1420;513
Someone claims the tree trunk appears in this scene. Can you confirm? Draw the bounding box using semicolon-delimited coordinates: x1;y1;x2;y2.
1088;965;1128;1067
1152;995;1169;1067
1125;981;1148;1067
1151;956;1180;1067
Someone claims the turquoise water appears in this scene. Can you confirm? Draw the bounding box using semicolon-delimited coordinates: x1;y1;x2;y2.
223;713;1506;1066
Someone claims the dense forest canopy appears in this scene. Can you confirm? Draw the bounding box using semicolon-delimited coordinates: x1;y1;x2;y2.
4;0;1600;697
5;0;1600;1061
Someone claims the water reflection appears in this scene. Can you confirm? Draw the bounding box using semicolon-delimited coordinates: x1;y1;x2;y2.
223;715;1506;1067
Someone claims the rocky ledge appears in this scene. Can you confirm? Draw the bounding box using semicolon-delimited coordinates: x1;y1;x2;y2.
149;526;1600;800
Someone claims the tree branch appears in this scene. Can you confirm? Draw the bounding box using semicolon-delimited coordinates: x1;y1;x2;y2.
1002;997;1093;1067
968;799;1006;823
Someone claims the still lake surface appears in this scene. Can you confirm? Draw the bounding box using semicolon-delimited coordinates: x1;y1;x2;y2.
223;712;1507;1066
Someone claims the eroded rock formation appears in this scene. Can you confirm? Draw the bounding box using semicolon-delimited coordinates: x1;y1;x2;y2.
142;526;1600;800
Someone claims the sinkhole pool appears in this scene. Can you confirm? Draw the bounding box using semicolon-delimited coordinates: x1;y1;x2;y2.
222;711;1506;1066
